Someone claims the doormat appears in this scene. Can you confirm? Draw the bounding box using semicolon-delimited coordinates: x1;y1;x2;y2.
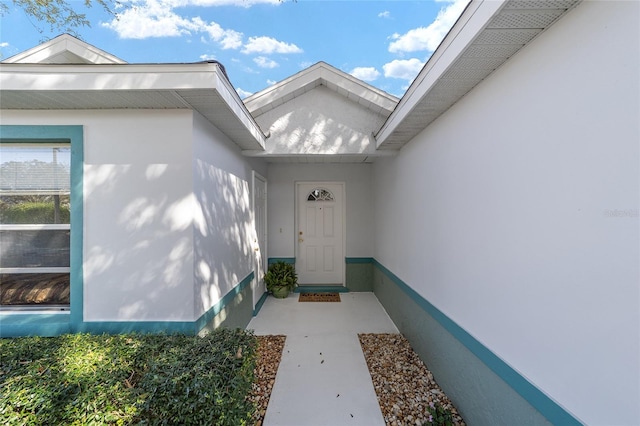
298;292;341;302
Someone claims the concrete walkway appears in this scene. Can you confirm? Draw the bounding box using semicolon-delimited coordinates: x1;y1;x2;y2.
247;291;399;426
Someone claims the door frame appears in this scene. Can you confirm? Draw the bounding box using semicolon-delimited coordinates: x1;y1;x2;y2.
252;171;267;308
294;181;346;286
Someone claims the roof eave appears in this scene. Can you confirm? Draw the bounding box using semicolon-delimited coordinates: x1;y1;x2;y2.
244;62;399;118
375;0;583;150
0;62;266;151
375;0;504;148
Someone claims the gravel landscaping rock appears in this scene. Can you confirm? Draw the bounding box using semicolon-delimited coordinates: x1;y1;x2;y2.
251;335;286;426
359;333;465;426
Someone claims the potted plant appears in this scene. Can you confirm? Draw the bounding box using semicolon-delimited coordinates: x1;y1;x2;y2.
265;261;298;298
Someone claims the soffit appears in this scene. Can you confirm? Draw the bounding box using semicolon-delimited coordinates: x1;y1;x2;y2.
376;0;582;150
0;63;265;151
245;62;399;118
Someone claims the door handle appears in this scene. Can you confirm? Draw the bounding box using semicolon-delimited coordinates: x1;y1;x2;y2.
298;238;304;243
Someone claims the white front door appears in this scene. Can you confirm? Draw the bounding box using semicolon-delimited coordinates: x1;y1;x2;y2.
252;171;267;308
296;182;344;285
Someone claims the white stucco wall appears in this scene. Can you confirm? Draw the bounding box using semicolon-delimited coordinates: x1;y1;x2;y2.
267;163;374;259
2;109;268;324
1;109;196;321
255;86;387;155
373;2;639;425
191;112;267;319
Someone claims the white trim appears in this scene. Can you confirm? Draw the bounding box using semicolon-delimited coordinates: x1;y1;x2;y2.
2;34;126;64
0;224;70;231
0;142;71;148
252;171;268;307
0;267;70;273
252;171;268;264
0;63;230;90
244;62;398;117
0;307;70;313
0;191;70;196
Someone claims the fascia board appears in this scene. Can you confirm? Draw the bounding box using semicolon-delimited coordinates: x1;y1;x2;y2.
323;65;399;104
318;66;398;113
211;67;267;149
2;44;60;64
244;64;322;113
2;37;62;63
246;62;398;116
375;0;506;146
2;35;125;64
65;40;126;64
0;63;227;91
0;62;265;149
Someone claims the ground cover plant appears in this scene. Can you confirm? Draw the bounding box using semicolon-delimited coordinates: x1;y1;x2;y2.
0;329;257;425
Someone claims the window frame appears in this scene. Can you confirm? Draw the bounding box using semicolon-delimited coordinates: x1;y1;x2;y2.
0;126;83;319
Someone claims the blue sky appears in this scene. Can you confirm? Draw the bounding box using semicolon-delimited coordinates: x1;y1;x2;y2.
0;0;468;98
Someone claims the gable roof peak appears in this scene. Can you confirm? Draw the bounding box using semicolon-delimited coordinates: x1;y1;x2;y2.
2;34;126;64
244;61;398;118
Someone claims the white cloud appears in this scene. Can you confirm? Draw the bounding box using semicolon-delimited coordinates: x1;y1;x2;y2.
267;79;277;85
171;0;279;7
378;11;391;19
0;42;9;48
199;53;216;60
122;0;279;9
254;56;279;68
199;20;243;49
101;2;233;41
383;58;425;81
388;0;468;53
102;0;243;49
236;87;253;98
102;1;197;38
242;36;302;54
350;67;380;82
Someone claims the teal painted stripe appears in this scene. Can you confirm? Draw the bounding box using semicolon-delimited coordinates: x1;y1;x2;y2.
78;272;255;335
253;292;268;316
194;272;254;332
345;257;374;264
77;320;194;335
295;286;349;293
0;313;71;337
372;259;582;426
69;127;84;328
0;323;71;337
6;272;254;336
0;125;79;142
268;257;295;264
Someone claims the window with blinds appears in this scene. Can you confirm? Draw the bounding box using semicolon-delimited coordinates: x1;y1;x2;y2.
0;144;71;308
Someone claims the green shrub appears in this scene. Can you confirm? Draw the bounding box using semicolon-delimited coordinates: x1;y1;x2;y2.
265;261;298;293
135;329;256;425
424;401;455;426
0;329;257;425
